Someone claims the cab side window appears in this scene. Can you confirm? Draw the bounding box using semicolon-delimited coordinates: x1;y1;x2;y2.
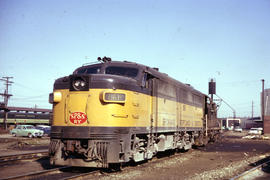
142;73;153;89
142;74;147;88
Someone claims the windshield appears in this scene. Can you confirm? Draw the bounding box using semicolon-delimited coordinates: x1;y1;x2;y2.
26;126;34;129
105;66;138;78
76;66;101;74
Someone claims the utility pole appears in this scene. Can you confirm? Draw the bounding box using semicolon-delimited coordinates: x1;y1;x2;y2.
262;79;265;134
0;77;13;130
252;101;254;120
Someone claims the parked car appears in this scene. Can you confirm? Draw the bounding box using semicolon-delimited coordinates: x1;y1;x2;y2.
248;128;262;135
10;125;44;138
234;127;243;132
35;125;51;136
226;126;234;131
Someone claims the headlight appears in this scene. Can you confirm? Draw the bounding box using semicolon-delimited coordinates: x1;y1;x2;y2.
102;92;126;103
69;75;89;91
72;77;87;91
49;92;62;104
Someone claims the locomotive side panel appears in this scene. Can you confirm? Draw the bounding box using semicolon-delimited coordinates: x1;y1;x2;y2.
156;81;177;129
154;79;204;131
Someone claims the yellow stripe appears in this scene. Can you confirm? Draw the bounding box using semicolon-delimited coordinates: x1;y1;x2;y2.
52;89;203;128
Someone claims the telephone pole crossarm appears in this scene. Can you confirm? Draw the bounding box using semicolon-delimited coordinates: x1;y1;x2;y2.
0;93;12;97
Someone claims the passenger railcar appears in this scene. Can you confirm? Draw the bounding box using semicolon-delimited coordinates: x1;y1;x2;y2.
49;57;220;168
0;111;51;125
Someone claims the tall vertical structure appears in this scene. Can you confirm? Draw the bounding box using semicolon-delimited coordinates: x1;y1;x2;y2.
208;78;216;101
0;77;13;130
263;88;270;136
252;101;254;120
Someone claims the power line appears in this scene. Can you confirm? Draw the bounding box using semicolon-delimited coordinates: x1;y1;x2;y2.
13;82;44;92
215;94;236;119
223;79;261;85
12;93;48;100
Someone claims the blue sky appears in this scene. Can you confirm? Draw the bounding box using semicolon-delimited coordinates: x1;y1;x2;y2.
0;0;269;117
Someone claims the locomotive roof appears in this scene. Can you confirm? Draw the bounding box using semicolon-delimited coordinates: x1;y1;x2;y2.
145;65;204;96
76;60;205;96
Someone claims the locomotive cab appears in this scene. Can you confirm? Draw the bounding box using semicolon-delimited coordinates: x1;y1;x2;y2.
49;59;153;167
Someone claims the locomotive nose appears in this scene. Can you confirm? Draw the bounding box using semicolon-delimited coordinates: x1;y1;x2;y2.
69;75;90;91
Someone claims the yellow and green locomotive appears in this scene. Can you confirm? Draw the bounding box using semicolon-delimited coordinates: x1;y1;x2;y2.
49;57;220;168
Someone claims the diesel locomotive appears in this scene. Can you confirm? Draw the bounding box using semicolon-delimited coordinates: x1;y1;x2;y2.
49;57;220;168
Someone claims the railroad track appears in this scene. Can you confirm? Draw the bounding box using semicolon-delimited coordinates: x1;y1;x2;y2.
0;150;48;165
0;149;191;180
0;150;103;180
2;166;71;180
231;157;270;180
2;166;101;180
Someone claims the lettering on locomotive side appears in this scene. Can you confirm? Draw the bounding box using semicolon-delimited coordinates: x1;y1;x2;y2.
70;112;87;124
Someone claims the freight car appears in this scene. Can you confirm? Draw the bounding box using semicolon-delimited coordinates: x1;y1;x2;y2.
49;57;220;168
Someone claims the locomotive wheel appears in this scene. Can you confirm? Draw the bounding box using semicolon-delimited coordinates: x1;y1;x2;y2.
109;163;122;172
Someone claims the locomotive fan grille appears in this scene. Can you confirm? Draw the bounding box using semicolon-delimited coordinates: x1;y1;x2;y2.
49;139;61;156
85;141;109;168
96;142;108;168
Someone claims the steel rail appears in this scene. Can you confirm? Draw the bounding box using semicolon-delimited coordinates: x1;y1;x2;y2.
230;159;270;180
0;150;48;164
60;170;101;180
1;166;72;180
